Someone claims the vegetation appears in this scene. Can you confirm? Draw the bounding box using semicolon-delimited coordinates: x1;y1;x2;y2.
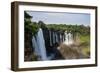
24;12;39;61
46;24;90;35
79;35;90;58
25;22;90;36
24;12;90;36
24;12;90;61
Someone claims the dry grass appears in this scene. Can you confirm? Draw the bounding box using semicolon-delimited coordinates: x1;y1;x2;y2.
81;47;90;58
58;43;82;59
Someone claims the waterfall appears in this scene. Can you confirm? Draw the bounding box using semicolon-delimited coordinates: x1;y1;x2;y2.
64;31;73;45
60;34;62;43
32;28;48;61
68;33;73;44
32;28;74;61
36;28;47;60
32;36;39;56
64;32;69;45
55;33;58;43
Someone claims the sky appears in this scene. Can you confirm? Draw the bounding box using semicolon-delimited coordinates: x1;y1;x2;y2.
26;11;90;26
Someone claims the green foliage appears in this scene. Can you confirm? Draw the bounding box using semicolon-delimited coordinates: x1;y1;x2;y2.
24;11;32;18
80;35;90;45
25;22;39;35
24;12;39;35
46;24;90;35
31;22;39;35
24;11;90;36
79;35;90;58
24;19;31;25
31;53;38;61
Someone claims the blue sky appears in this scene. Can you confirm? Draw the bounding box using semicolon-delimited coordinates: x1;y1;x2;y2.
26;11;90;26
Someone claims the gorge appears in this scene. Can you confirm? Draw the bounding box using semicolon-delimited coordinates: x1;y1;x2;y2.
32;27;75;60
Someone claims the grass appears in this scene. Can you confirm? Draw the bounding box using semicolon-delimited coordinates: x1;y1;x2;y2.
82;47;90;57
58;44;81;59
80;35;90;43
58;34;90;59
79;35;90;58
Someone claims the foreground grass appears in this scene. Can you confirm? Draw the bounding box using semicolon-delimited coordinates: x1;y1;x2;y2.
58;34;90;59
79;35;90;58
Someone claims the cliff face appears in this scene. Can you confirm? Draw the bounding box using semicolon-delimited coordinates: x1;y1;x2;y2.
24;28;33;61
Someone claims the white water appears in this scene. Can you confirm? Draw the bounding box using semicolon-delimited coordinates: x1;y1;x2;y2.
60;33;63;43
32;36;39;56
55;33;58;43
68;33;73;44
32;28;48;60
64;31;73;45
32;29;74;61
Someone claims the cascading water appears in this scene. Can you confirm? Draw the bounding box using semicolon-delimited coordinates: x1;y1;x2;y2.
60;34;62;43
64;32;69;45
32;28;74;61
68;33;73;44
55;33;58;43
64;31;73;45
32;36;39;56
32;28;48;61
